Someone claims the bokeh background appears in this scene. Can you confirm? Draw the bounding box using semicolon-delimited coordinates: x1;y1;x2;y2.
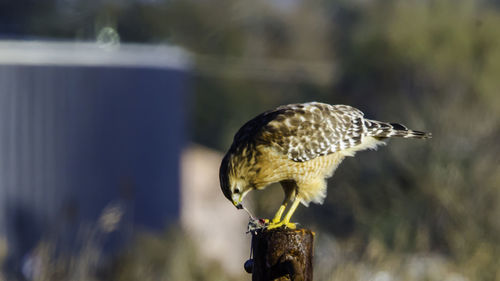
1;0;500;280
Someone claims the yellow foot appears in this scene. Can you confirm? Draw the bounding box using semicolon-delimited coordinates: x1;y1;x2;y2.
267;221;296;230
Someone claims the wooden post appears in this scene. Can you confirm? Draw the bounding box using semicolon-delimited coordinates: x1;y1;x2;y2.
247;228;314;281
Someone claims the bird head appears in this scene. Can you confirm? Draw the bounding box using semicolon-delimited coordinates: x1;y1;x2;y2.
220;154;252;209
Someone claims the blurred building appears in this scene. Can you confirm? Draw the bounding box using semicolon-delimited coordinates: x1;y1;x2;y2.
0;40;191;274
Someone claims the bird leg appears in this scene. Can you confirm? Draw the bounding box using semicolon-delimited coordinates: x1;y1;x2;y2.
268;180;300;230
270;180;296;224
271;202;287;224
283;197;300;223
267;197;300;230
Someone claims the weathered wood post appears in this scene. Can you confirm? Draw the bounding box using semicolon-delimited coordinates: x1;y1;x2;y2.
246;227;315;281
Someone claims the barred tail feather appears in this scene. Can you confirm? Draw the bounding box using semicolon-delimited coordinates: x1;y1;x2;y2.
364;119;432;139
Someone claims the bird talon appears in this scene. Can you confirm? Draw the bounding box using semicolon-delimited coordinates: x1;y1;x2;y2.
267;221;296;230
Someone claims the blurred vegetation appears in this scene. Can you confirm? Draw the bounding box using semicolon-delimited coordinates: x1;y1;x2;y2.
3;0;500;280
111;227;239;281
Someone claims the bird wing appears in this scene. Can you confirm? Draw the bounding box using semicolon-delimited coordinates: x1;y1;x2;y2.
257;103;366;162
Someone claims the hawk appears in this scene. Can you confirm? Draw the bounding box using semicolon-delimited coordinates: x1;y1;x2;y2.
219;102;431;229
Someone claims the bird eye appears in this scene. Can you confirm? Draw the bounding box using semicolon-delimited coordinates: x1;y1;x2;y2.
234;188;240;194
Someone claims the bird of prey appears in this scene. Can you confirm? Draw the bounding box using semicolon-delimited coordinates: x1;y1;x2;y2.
219;102;431;229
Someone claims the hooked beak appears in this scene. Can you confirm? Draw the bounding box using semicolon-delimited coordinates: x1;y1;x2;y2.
232;190;250;210
232;194;243;209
